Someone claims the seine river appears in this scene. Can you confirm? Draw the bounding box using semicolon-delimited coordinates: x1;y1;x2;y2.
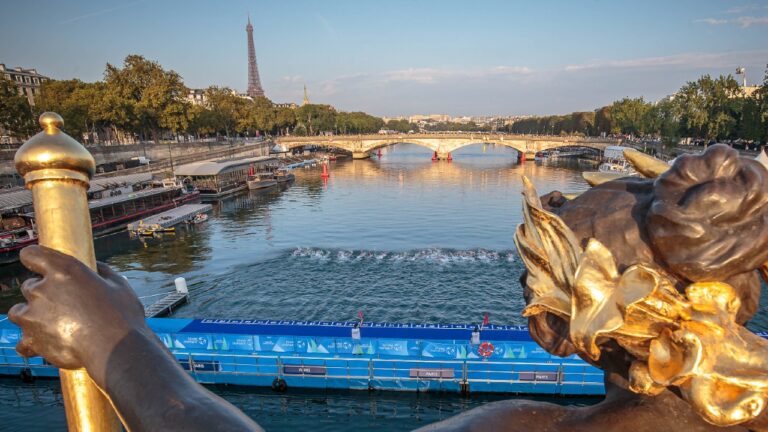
1;143;765;431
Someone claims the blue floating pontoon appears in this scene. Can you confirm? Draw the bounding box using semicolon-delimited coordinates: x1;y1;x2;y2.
0;316;606;395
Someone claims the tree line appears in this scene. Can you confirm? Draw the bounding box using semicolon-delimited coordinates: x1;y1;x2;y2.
508;70;768;145
0;55;386;144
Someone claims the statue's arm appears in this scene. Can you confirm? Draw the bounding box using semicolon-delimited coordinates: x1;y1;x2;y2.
8;245;263;432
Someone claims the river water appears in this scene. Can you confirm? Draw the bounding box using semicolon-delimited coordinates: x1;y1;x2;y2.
1;143;765;431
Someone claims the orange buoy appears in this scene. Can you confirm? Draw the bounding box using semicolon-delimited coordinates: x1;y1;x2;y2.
321;163;329;178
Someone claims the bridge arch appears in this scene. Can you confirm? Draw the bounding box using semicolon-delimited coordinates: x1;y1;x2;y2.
364;140;440;153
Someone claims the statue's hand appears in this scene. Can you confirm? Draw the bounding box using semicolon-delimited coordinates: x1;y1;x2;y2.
8;245;147;373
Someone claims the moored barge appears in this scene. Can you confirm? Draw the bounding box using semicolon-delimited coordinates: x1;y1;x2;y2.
0;316;609;396
0;174;199;264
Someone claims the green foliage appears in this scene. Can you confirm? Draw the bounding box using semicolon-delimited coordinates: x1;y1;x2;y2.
295;104;337;135
424;121;490;132
336;111;384;134
610;97;652;135
674;75;742;140
385;119;418;133
0;76;35;138
104;55;190;141
37;79;110;141
508;112;594;135
511;72;767;146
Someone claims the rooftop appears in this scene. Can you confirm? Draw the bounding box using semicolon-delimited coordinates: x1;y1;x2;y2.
0;172;155;213
174;156;275;177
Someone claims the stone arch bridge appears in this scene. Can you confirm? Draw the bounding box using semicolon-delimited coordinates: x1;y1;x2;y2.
274;134;618;159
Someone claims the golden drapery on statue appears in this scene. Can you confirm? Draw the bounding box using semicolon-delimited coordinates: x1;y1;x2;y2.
514;145;768;427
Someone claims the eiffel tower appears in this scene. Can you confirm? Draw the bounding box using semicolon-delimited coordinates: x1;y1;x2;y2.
246;16;265;98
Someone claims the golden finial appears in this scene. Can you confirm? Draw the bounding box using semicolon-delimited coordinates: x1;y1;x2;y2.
13;111;121;430
14;112;95;184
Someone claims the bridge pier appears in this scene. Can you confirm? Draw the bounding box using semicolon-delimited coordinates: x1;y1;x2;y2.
352;151;370;159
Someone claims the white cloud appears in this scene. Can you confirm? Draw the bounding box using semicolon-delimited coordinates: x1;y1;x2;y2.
281;75;303;83
694;18;728;25
733;16;768;27
381;66;533;84
564;51;765;72
725;4;768;14
695;15;768;27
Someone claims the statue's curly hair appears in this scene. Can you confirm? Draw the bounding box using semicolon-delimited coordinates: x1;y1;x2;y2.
524;144;768;367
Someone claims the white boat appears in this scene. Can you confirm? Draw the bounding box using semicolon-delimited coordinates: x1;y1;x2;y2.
188;213;208;224
599;145;637;175
247;173;277;190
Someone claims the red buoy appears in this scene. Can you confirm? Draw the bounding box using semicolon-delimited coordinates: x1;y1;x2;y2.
321;163;330;178
447;152;452;161
520;152;526;162
377;149;382;158
432;151;438;161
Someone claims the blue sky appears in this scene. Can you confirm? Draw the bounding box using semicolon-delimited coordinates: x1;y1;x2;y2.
2;0;767;116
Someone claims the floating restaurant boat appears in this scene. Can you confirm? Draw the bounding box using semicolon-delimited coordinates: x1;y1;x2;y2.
174;156;276;199
0;216;36;264
0;315;609;396
0;174;199;264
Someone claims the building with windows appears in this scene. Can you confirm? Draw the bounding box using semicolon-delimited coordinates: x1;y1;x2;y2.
187;89;207;106
0;63;49;106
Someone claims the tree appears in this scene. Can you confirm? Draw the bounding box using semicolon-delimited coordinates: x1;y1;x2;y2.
594;106;616;135
385;119;418;133
0;76;35;139
187;105;218;138
104;55;190;143
273;107;297;136
674;74;741;140
37;79;94;142
204;86;246;138
295;104;337;135
610;97;652;136
336;111;384;134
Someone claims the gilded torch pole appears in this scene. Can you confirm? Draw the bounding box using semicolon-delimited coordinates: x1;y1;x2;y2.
14;113;122;431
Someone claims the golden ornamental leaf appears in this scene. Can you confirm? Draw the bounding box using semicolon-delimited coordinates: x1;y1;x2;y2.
514;176;582;320
570;239;624;361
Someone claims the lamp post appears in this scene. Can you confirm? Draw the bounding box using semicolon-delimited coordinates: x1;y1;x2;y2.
14;112;122;431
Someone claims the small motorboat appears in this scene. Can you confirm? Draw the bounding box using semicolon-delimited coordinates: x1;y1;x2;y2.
273;168;295;183
247;173;277;190
187;213;209;224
